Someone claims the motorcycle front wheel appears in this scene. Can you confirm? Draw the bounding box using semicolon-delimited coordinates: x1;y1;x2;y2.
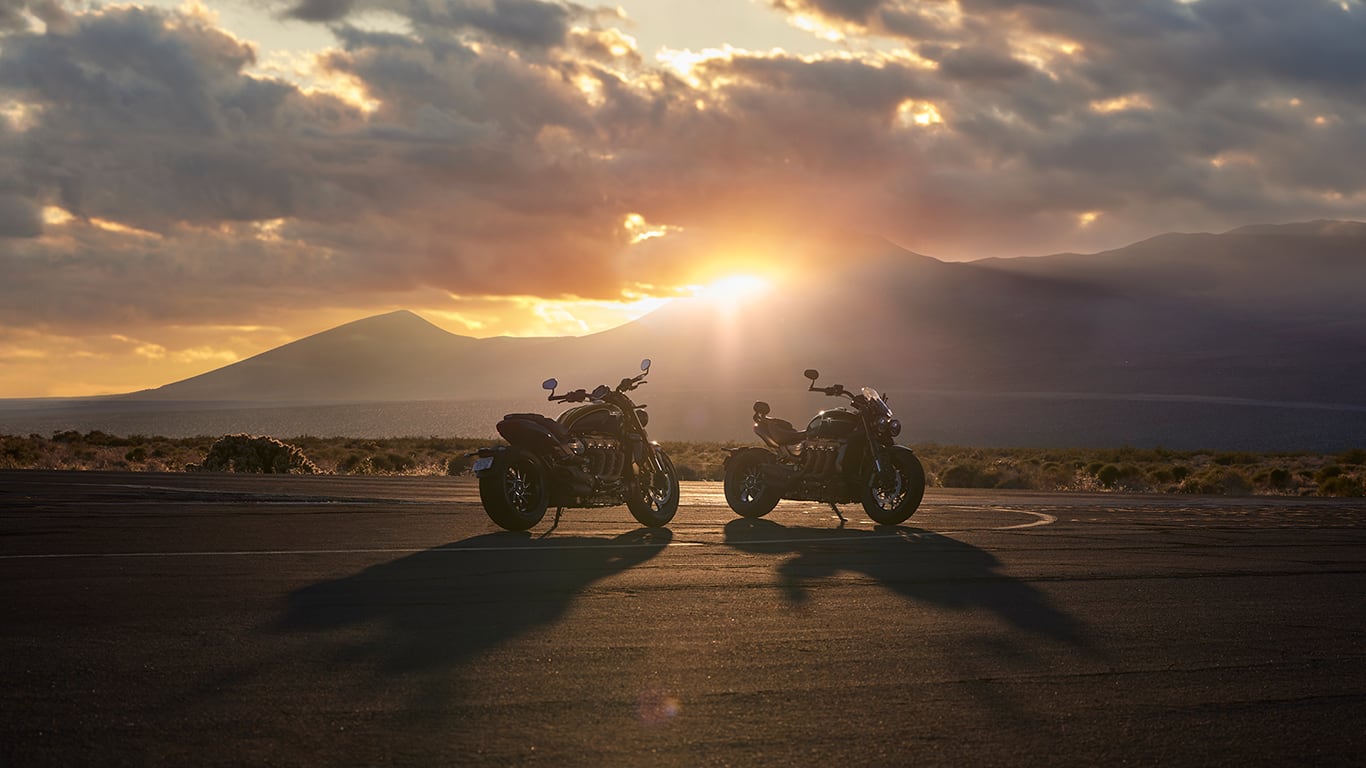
862;447;926;525
479;448;549;531
723;449;781;518
627;449;679;527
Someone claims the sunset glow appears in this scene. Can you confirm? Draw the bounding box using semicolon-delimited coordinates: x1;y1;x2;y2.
0;0;1363;397
693;275;773;303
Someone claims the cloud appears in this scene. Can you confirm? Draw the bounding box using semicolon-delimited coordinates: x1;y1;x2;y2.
283;0;576;48
1;0;1364;346
0;192;41;237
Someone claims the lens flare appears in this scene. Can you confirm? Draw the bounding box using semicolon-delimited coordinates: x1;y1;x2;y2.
636;689;682;725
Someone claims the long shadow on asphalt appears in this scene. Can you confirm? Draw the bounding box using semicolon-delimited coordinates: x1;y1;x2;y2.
274;527;672;677
723;517;1089;649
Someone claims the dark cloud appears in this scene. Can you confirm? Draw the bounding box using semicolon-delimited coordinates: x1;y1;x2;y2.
285;0;574;48
286;0;357;23
0;192;40;237
0;0;1363;337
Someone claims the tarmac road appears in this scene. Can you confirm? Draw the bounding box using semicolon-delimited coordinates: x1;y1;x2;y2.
1;469;1364;767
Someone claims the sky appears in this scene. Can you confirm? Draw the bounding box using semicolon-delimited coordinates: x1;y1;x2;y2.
1;0;1364;397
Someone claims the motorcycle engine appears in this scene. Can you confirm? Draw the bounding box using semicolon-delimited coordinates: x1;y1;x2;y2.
798;438;842;477
578;435;625;479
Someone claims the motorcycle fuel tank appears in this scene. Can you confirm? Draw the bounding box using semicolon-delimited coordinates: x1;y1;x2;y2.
806;408;860;439
557;403;624;435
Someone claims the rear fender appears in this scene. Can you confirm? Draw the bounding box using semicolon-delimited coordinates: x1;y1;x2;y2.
723;446;777;472
470;445;506;477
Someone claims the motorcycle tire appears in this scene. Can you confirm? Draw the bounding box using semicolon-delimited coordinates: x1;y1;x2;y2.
627;449;680;527
723;449;781;518
478;447;550;531
861;447;925;525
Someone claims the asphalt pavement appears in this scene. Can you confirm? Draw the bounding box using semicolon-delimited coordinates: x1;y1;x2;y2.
2;470;1364;766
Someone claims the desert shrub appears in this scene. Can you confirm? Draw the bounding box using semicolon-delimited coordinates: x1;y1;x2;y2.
1095;464;1122;487
658;441;733;481
336;452;415;474
1147;467;1175;485
1315;465;1343;483
1252;467;1294;492
1037;462;1074;489
447;454;474;475
1178;468;1253;495
1337;448;1366;466
940;462;989;488
381;453;415;472
124;446;148;463
673;463;700;481
194;434;319;474
1212;451;1259;466
1318;475;1365;497
337;453;366;473
1;436;44;468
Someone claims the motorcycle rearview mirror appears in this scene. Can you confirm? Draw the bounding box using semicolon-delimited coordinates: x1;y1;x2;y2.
753;401;771;416
640;358;651;373
542;378;558;391
803;369;820;381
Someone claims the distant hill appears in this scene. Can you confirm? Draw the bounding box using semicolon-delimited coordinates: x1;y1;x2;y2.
6;220;1366;448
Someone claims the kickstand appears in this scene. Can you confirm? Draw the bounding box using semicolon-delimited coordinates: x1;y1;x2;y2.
829;503;846;527
539;507;564;538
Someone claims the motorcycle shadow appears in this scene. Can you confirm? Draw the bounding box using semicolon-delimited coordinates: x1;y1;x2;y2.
273;527;672;676
722;517;1087;648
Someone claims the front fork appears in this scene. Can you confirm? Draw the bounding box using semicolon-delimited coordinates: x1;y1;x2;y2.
865;425;889;475
636;438;669;480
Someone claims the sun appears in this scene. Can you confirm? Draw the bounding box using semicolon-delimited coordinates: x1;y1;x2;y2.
693;274;772;303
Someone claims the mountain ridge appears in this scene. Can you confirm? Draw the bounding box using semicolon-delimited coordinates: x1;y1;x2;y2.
9;219;1364;447
131;219;1366;407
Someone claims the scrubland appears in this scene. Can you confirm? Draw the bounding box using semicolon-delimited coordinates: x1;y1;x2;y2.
3;430;1364;497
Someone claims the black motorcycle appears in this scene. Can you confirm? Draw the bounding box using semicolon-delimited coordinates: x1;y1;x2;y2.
471;359;680;531
722;369;925;525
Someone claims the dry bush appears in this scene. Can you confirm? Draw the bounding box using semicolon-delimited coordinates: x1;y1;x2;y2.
192;434;319;474
4;430;1365;497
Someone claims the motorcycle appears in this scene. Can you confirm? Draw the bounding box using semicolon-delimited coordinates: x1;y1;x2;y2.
471;359;680;531
722;369;926;525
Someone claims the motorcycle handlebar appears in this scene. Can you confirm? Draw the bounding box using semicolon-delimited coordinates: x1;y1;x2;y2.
547;367;650;401
548;388;589;403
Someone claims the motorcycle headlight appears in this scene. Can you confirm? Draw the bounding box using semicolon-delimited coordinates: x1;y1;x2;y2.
880;418;901;438
636;408;649;428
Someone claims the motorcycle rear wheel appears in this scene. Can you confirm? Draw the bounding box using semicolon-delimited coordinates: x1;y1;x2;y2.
627;450;680;527
723;450;781;518
862;448;925;525
478;448;549;531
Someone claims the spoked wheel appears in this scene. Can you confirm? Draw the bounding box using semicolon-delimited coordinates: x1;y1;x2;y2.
723;449;781;518
627;449;680;527
478;448;549;531
861;447;925;525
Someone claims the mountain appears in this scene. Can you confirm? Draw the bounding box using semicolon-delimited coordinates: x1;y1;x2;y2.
7;220;1366;448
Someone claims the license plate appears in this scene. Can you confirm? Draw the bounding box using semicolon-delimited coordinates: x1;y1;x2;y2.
472;456;494;473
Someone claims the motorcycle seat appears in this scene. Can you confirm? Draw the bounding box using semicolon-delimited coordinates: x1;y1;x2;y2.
501;413;571;441
756;416;805;446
